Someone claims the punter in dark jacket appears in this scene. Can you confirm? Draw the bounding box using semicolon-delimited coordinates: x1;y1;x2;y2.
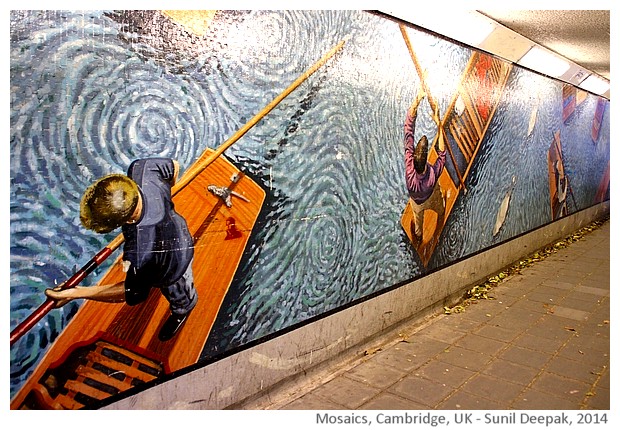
45;158;197;341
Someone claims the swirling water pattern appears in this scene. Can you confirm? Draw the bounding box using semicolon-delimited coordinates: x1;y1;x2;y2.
10;10;229;395
203;15;475;353
434;67;610;265
10;10;609;397
435;68;561;263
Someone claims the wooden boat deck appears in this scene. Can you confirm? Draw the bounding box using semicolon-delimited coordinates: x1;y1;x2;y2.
401;51;513;267
563;83;589;124
11;150;265;409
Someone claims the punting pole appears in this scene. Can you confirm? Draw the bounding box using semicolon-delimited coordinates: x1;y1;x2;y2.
9;234;124;346
176;39;346;193
10;39;347;346
399;24;467;193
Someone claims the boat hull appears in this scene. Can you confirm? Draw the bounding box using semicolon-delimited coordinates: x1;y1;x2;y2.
547;131;568;220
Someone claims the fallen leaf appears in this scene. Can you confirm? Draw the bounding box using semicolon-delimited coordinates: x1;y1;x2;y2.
364;347;382;356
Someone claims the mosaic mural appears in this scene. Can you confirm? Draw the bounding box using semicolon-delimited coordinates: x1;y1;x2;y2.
10;10;610;409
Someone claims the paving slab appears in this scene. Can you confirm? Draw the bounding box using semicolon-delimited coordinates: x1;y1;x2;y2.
310;375;381;409
412;360;476;388
481;358;540;385
387;375;456;407
345;359;408;389
497;345;553;369
466;373;527;401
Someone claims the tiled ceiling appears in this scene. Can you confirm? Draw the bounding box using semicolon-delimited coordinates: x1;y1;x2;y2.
477;10;610;80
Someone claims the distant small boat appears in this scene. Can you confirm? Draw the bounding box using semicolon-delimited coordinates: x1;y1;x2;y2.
547;131;569;220
562;84;576;123
562;84;588;125
493;176;516;237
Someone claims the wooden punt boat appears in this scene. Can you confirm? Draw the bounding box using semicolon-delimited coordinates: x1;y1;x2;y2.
562;84;577;123
547;130;569;220
11;152;265;410
562;83;589;124
400;44;513;267
10;29;346;409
